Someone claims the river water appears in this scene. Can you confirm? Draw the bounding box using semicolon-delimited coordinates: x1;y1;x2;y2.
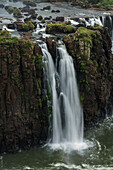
0;117;113;170
0;1;113;169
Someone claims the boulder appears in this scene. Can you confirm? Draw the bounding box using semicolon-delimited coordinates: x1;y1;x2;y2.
44;17;51;20
51;10;60;13
30;13;38;20
56;16;64;22
21;6;30;13
15;21;35;31
0;4;4;8
7;23;16;29
46;22;76;34
23;1;37;7
38;15;43;21
43;6;51;10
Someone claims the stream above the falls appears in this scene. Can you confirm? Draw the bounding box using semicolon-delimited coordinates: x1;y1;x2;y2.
0;117;113;170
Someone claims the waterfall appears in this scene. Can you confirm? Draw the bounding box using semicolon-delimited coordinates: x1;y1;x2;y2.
102;16;105;26
57;45;83;143
41;43;84;150
89;17;103;26
41;43;62;143
109;16;113;40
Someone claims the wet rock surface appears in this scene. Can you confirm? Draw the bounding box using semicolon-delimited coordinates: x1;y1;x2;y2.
0;31;48;153
63;26;113;128
45;23;113;128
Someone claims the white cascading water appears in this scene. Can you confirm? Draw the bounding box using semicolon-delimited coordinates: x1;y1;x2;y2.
57;45;83;144
89;17;103;26
41;43;62;143
102;16;105;26
109;16;113;41
41;43;84;150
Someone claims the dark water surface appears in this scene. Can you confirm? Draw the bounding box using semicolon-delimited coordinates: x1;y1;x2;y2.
0;117;113;170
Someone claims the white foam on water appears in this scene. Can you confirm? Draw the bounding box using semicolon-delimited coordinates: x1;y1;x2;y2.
50;163;77;169
70;20;79;26
47;139;94;152
3;25;15;32
23;166;34;170
34;27;45;34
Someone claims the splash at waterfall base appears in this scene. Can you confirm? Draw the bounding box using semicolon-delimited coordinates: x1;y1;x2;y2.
0;23;113;153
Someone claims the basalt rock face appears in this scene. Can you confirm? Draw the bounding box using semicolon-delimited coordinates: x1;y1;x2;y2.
63;26;113;128
45;24;113;128
0;31;48;153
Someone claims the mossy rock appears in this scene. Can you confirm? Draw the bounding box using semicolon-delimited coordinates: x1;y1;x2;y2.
46;22;76;34
0;30;10;37
76;27;102;47
22;22;35;31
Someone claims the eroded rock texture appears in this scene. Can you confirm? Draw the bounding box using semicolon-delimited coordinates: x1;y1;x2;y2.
63;26;113;128
45;24;113;128
0;31;48;153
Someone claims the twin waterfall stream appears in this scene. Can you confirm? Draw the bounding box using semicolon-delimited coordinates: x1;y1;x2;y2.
41;43;84;151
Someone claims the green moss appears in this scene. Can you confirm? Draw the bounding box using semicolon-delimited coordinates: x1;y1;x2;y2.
8;6;14;13
25;61;28;68
41;19;45;23
47;105;52;116
0;37;19;43
72;0;113;10
28;22;35;30
46;22;76;34
23;92;29;102
38;87;41;96
38;98;42;108
80;95;84;102
76;27;102;48
36;114;39;119
76;27;93;46
22;22;35;31
22;23;29;31
0;30;10;37
36;55;43;70
13;8;21;15
38;79;41;87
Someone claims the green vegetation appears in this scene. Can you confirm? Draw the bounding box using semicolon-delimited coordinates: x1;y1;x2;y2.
73;0;113;10
22;22;35;31
0;30;10;37
76;27;101;48
13;8;21;15
0;36;19;43
8;6;14;13
46;22;76;34
7;7;21;15
36;55;43;70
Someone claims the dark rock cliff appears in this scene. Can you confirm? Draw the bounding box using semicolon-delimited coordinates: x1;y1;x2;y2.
45;23;113;128
63;26;113;128
0;24;113;153
0;31;48;153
